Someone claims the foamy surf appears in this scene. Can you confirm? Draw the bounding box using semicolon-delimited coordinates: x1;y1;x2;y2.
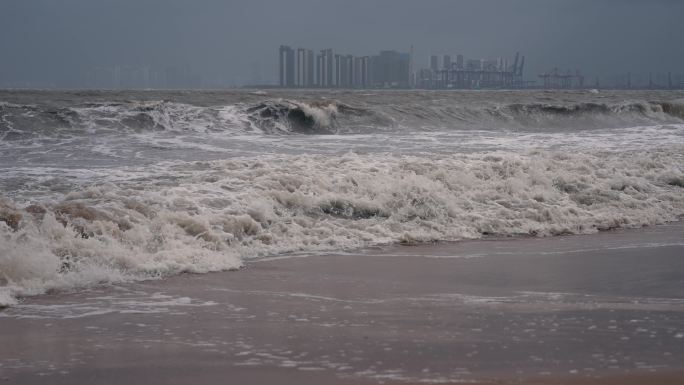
1;146;683;306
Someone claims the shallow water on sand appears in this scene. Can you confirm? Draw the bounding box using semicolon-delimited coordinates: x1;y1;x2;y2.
1;223;683;384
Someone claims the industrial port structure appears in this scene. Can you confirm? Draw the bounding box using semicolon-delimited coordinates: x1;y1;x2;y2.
416;52;529;89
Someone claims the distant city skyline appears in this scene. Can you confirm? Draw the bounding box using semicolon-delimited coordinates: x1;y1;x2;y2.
275;44;682;90
2;45;681;90
278;46;410;89
3;45;679;90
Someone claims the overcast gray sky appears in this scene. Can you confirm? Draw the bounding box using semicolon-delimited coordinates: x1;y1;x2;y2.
1;0;683;87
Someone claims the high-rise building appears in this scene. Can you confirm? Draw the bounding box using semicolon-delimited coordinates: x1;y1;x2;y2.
316;49;333;87
306;50;314;86
335;54;353;88
334;54;342;87
372;50;410;88
443;55;452;71
430;55;439;72
295;48;305;87
295;48;314;87
409;45;415;88
279;45;295;87
353;56;370;88
455;54;464;70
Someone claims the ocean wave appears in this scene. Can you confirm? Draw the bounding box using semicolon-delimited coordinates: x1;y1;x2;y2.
3;98;684;139
0;98;391;137
498;100;684;123
1;147;683;306
241;99;392;134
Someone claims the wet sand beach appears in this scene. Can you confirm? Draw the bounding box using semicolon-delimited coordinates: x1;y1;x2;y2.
1;222;683;385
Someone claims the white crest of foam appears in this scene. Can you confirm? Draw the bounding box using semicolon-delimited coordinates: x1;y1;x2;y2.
0;287;17;307
295;101;338;128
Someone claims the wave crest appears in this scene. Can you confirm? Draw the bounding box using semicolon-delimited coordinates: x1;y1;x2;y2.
242;99;390;134
4;97;683;139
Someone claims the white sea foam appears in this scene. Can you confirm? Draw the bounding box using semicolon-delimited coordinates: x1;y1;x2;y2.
0;287;17;307
1;146;683;306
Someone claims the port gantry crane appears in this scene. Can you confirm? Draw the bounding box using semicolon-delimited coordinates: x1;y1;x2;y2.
432;52;526;89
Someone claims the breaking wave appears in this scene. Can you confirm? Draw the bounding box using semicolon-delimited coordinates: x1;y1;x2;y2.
241;99;392;134
2;98;684;139
2;148;683;306
0;99;391;138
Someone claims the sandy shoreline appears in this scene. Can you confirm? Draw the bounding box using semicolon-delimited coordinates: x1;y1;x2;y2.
1;222;683;384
